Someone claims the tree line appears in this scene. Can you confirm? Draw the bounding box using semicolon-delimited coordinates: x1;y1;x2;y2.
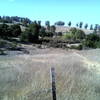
0;16;100;49
0;16;32;26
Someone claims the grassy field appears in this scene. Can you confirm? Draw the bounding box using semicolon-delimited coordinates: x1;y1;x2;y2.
0;47;100;100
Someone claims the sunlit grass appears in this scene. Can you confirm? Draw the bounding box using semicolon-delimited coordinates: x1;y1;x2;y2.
0;48;100;100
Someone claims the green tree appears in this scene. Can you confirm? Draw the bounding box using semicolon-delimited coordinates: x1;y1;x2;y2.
75;30;85;39
68;21;71;27
39;26;46;38
20;21;41;42
84;33;100;48
0;24;9;38
79;22;83;28
10;24;21;37
45;21;50;26
50;25;56;33
76;23;79;27
70;28;77;35
84;24;88;29
55;21;65;26
94;24;98;33
90;24;93;30
45;21;50;31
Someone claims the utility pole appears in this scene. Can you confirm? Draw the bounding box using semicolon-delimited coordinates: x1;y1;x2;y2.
50;67;57;100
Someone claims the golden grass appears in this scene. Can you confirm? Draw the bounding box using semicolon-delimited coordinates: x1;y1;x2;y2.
0;48;100;100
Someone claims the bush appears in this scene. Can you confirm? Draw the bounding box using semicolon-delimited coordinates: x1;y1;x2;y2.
75;30;86;39
64;33;73;40
20;31;33;42
68;28;85;41
20;21;41;43
83;33;100;48
10;24;21;37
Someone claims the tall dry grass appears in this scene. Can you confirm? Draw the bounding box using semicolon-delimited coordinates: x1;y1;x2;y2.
0;48;100;100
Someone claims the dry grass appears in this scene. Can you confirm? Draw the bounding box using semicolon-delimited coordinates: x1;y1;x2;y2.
0;48;100;100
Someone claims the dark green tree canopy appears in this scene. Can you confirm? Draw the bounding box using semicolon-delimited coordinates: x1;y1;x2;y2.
55;21;65;26
68;21;71;27
79;22;83;28
84;24;88;29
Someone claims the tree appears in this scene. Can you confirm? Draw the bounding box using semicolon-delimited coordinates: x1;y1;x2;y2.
10;24;21;37
76;23;79;27
84;33;100;48
70;28;77;35
70;28;85;40
50;25;56;33
38;21;41;26
75;30;85;39
68;21;71;27
84;24;88;29
39;26;46;38
45;21;50;27
55;21;65;26
98;25;100;33
20;21;41;42
90;24;93;30
0;24;9;38
94;24;98;33
79;22;83;28
45;21;50;31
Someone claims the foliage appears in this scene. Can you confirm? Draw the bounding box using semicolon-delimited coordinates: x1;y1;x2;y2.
75;29;86;39
93;24;98;33
0;24;10;39
68;21;71;27
45;21;50;26
69;28;85;40
64;32;73;40
83;33;100;48
39;27;46;38
20;21;41;42
46;32;54;37
0;24;21;38
55;21;65;26
90;24;93;30
10;24;21;37
84;24;88;29
79;22;83;28
70;27;77;34
0;16;32;24
50;25;56;33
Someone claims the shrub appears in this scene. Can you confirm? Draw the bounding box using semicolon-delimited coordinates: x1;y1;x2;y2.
20;31;33;42
75;30;86;39
10;24;21;37
20;21;41;43
83;33;100;48
64;33;73;40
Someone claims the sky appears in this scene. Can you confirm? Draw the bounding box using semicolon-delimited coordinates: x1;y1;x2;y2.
0;0;100;26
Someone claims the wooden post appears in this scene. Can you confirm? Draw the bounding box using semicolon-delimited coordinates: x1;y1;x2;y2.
51;67;57;100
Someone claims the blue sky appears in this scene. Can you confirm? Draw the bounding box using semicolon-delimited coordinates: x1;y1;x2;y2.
0;0;100;26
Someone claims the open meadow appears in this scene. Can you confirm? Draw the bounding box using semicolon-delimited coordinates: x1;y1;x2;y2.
0;46;100;100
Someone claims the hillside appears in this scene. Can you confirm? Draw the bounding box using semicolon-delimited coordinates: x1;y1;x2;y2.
55;26;93;34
